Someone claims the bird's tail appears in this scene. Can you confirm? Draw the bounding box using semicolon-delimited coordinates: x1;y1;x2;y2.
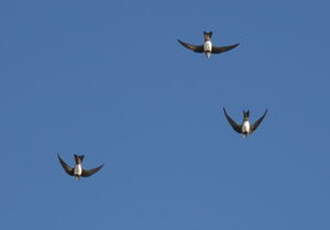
74;154;85;164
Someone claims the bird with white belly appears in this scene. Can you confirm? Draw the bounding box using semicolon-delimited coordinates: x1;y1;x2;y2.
57;154;104;180
178;31;239;58
223;108;268;137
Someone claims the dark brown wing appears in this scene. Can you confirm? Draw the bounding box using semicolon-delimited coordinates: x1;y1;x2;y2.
57;154;74;176
177;40;204;53
251;109;268;132
81;164;104;177
211;43;240;54
223;108;242;134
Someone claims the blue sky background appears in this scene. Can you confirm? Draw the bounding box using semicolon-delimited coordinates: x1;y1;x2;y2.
1;0;330;229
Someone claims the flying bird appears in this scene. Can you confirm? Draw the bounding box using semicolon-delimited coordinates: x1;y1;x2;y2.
57;154;104;180
223;108;268;137
177;31;239;58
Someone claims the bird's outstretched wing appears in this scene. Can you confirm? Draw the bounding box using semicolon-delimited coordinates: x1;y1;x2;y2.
223;108;242;134
251;109;268;132
57;154;74;176
81;164;104;177
177;40;204;53
212;43;240;54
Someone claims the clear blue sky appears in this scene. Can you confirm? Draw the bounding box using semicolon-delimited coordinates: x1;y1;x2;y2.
1;0;330;229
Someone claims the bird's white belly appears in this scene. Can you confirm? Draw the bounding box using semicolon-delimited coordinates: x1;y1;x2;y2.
74;164;82;175
204;41;212;52
242;121;251;133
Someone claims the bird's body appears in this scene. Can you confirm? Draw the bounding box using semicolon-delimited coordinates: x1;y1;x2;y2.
74;164;82;177
242;120;251;135
204;40;212;58
203;40;212;52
